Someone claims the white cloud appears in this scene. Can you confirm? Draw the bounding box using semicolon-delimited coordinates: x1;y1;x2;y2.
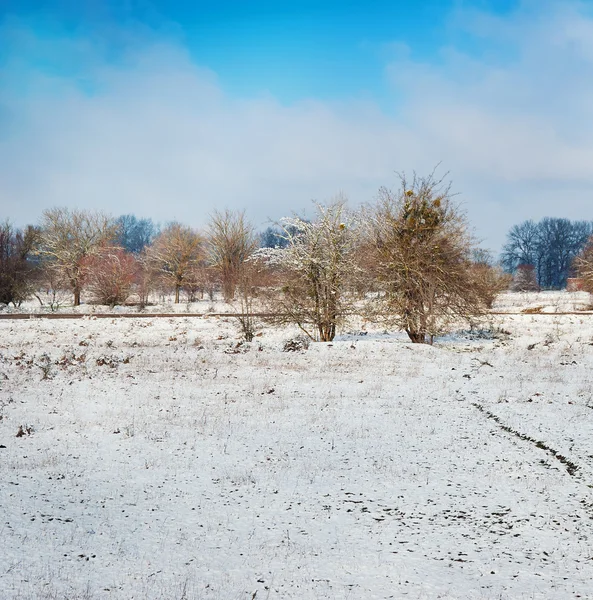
1;1;593;251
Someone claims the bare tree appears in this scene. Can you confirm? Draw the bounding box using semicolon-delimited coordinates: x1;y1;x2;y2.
115;214;158;254
502;218;593;289
0;222;39;306
574;236;593;294
510;264;540;292
501;220;540;273
470;249;512;308
146;223;204;304
233;257;274;342
263;200;360;342
134;252;155;309
366;172;489;343
84;246;137;307
35;267;70;312
537;218;592;288
207;210;258;302
38;208;117;306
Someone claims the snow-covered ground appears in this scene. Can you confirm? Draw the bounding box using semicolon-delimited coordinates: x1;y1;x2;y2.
1;296;593;599
0;293;237;315
2;289;592;316
493;290;592;313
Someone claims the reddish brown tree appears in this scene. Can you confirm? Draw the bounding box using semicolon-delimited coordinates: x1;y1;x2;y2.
84;247;137;307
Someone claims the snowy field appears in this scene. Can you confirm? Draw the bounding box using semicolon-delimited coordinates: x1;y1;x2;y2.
1;295;593;599
2;289;592;317
492;291;592;313
0;294;239;316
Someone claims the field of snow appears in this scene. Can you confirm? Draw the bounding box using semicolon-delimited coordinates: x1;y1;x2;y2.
2;289;592;318
492;291;592;313
0;294;239;316
1;296;593;599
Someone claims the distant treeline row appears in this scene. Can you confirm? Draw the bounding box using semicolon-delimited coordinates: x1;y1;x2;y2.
501;218;593;289
1;173;593;342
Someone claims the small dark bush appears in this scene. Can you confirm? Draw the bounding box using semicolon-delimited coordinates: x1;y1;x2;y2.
283;337;310;352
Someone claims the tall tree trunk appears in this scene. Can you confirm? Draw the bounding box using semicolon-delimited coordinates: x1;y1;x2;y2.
175;284;180;304
73;286;81;306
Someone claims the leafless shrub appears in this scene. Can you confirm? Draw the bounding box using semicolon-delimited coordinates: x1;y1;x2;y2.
574;236;593;294
470;250;512;308
207;210;258;302
232;254;276;342
511;264;540;292
145;223;204;304
84;246;137;307
133;252;155;309
34;268;70;312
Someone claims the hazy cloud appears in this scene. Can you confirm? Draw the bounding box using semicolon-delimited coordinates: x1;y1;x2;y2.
1;1;593;250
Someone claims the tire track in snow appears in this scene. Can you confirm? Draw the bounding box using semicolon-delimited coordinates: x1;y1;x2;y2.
472;403;580;477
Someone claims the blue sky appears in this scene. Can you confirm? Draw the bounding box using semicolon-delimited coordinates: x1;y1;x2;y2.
1;0;592;250
2;0;520;103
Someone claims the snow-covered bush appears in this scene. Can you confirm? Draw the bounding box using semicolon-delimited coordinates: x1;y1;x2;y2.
262;200;361;342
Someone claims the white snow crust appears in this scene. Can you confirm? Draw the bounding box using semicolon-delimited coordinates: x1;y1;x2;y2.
1;294;593;599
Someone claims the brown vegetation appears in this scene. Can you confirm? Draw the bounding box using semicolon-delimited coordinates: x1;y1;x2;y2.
207;210;258;302
573;236;593;294
145;223;204;304
364;172;496;343
38;208;116;306
84;246;138;307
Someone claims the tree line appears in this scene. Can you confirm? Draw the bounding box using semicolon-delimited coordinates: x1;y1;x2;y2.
501;218;593;289
2;172;592;343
